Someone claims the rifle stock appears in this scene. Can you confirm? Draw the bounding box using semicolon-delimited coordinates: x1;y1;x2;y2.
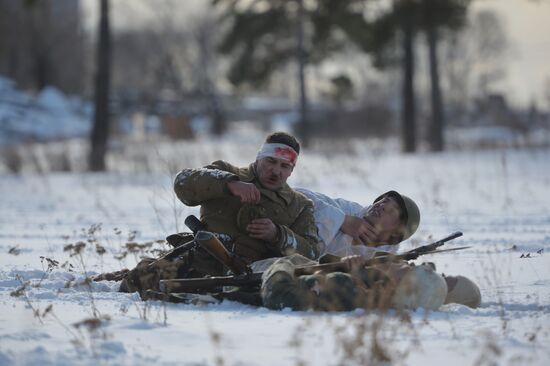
195;231;250;275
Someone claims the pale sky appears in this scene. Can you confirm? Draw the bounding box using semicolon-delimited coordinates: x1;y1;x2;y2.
471;0;550;107
81;0;550;108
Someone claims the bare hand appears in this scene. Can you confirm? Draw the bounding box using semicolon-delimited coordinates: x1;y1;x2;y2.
340;255;365;271
227;181;261;203
341;215;379;246
247;218;278;242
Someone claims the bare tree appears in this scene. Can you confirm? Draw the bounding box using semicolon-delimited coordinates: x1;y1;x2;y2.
441;9;510;123
441;10;510;130
426;24;444;151
108;1;228;135
440;31;471;124
296;0;309;147
192;10;227;136
420;0;469;152
472;10;509;96
89;0;112;171
401;13;417;153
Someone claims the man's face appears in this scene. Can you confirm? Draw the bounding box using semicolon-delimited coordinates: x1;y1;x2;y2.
364;196;403;245
255;156;294;190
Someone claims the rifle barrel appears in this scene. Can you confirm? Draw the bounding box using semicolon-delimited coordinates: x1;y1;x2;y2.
149;239;197;266
441;231;463;242
434;231;463;246
160;273;263;292
409;231;463;255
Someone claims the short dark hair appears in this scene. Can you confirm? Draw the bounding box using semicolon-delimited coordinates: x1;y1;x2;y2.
265;132;301;154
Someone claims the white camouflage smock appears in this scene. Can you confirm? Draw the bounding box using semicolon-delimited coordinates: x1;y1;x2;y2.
296;188;398;259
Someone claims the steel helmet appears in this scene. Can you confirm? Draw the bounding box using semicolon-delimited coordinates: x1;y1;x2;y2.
374;190;420;242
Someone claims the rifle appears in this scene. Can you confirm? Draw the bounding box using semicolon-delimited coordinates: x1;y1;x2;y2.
151;215;250;276
294;231;465;275
400;231;463;259
159;231;467;293
194;230;250;275
151;215;205;264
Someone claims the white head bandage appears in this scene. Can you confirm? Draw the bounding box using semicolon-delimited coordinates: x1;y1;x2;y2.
256;143;298;166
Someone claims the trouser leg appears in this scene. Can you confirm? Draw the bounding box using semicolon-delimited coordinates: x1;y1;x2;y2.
261;257;367;311
261;258;319;310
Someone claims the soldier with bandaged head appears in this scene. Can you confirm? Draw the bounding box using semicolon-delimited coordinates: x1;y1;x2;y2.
118;132;321;298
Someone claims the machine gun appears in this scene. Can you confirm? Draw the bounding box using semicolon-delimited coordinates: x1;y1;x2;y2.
159;231;467;293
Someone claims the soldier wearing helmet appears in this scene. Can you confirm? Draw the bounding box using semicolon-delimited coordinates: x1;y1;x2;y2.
262;189;481;311
296;188;420;258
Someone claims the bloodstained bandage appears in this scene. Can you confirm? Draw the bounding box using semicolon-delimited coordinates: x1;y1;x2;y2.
256;143;298;166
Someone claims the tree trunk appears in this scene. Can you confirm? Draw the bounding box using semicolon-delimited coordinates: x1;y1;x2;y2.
209;90;226;136
401;17;416;153
427;25;445;152
89;0;111;171
29;1;52;91
297;0;309;147
34;52;50;91
198;28;226;136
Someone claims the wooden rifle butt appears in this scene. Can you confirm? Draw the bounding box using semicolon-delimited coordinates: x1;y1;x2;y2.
195;231;249;275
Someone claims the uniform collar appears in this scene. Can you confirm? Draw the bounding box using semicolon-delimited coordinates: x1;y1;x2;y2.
240;163;257;183
245;162;293;206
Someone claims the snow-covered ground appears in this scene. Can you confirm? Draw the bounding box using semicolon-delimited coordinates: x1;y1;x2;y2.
1;134;549;365
0;77;91;145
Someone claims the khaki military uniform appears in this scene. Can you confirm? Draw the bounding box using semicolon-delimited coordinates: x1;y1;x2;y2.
120;160;320;299
173;160;320;262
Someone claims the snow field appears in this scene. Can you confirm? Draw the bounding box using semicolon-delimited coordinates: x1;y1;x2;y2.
1;136;549;365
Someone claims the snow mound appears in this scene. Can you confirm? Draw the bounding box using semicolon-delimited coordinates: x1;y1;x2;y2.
0;76;92;145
